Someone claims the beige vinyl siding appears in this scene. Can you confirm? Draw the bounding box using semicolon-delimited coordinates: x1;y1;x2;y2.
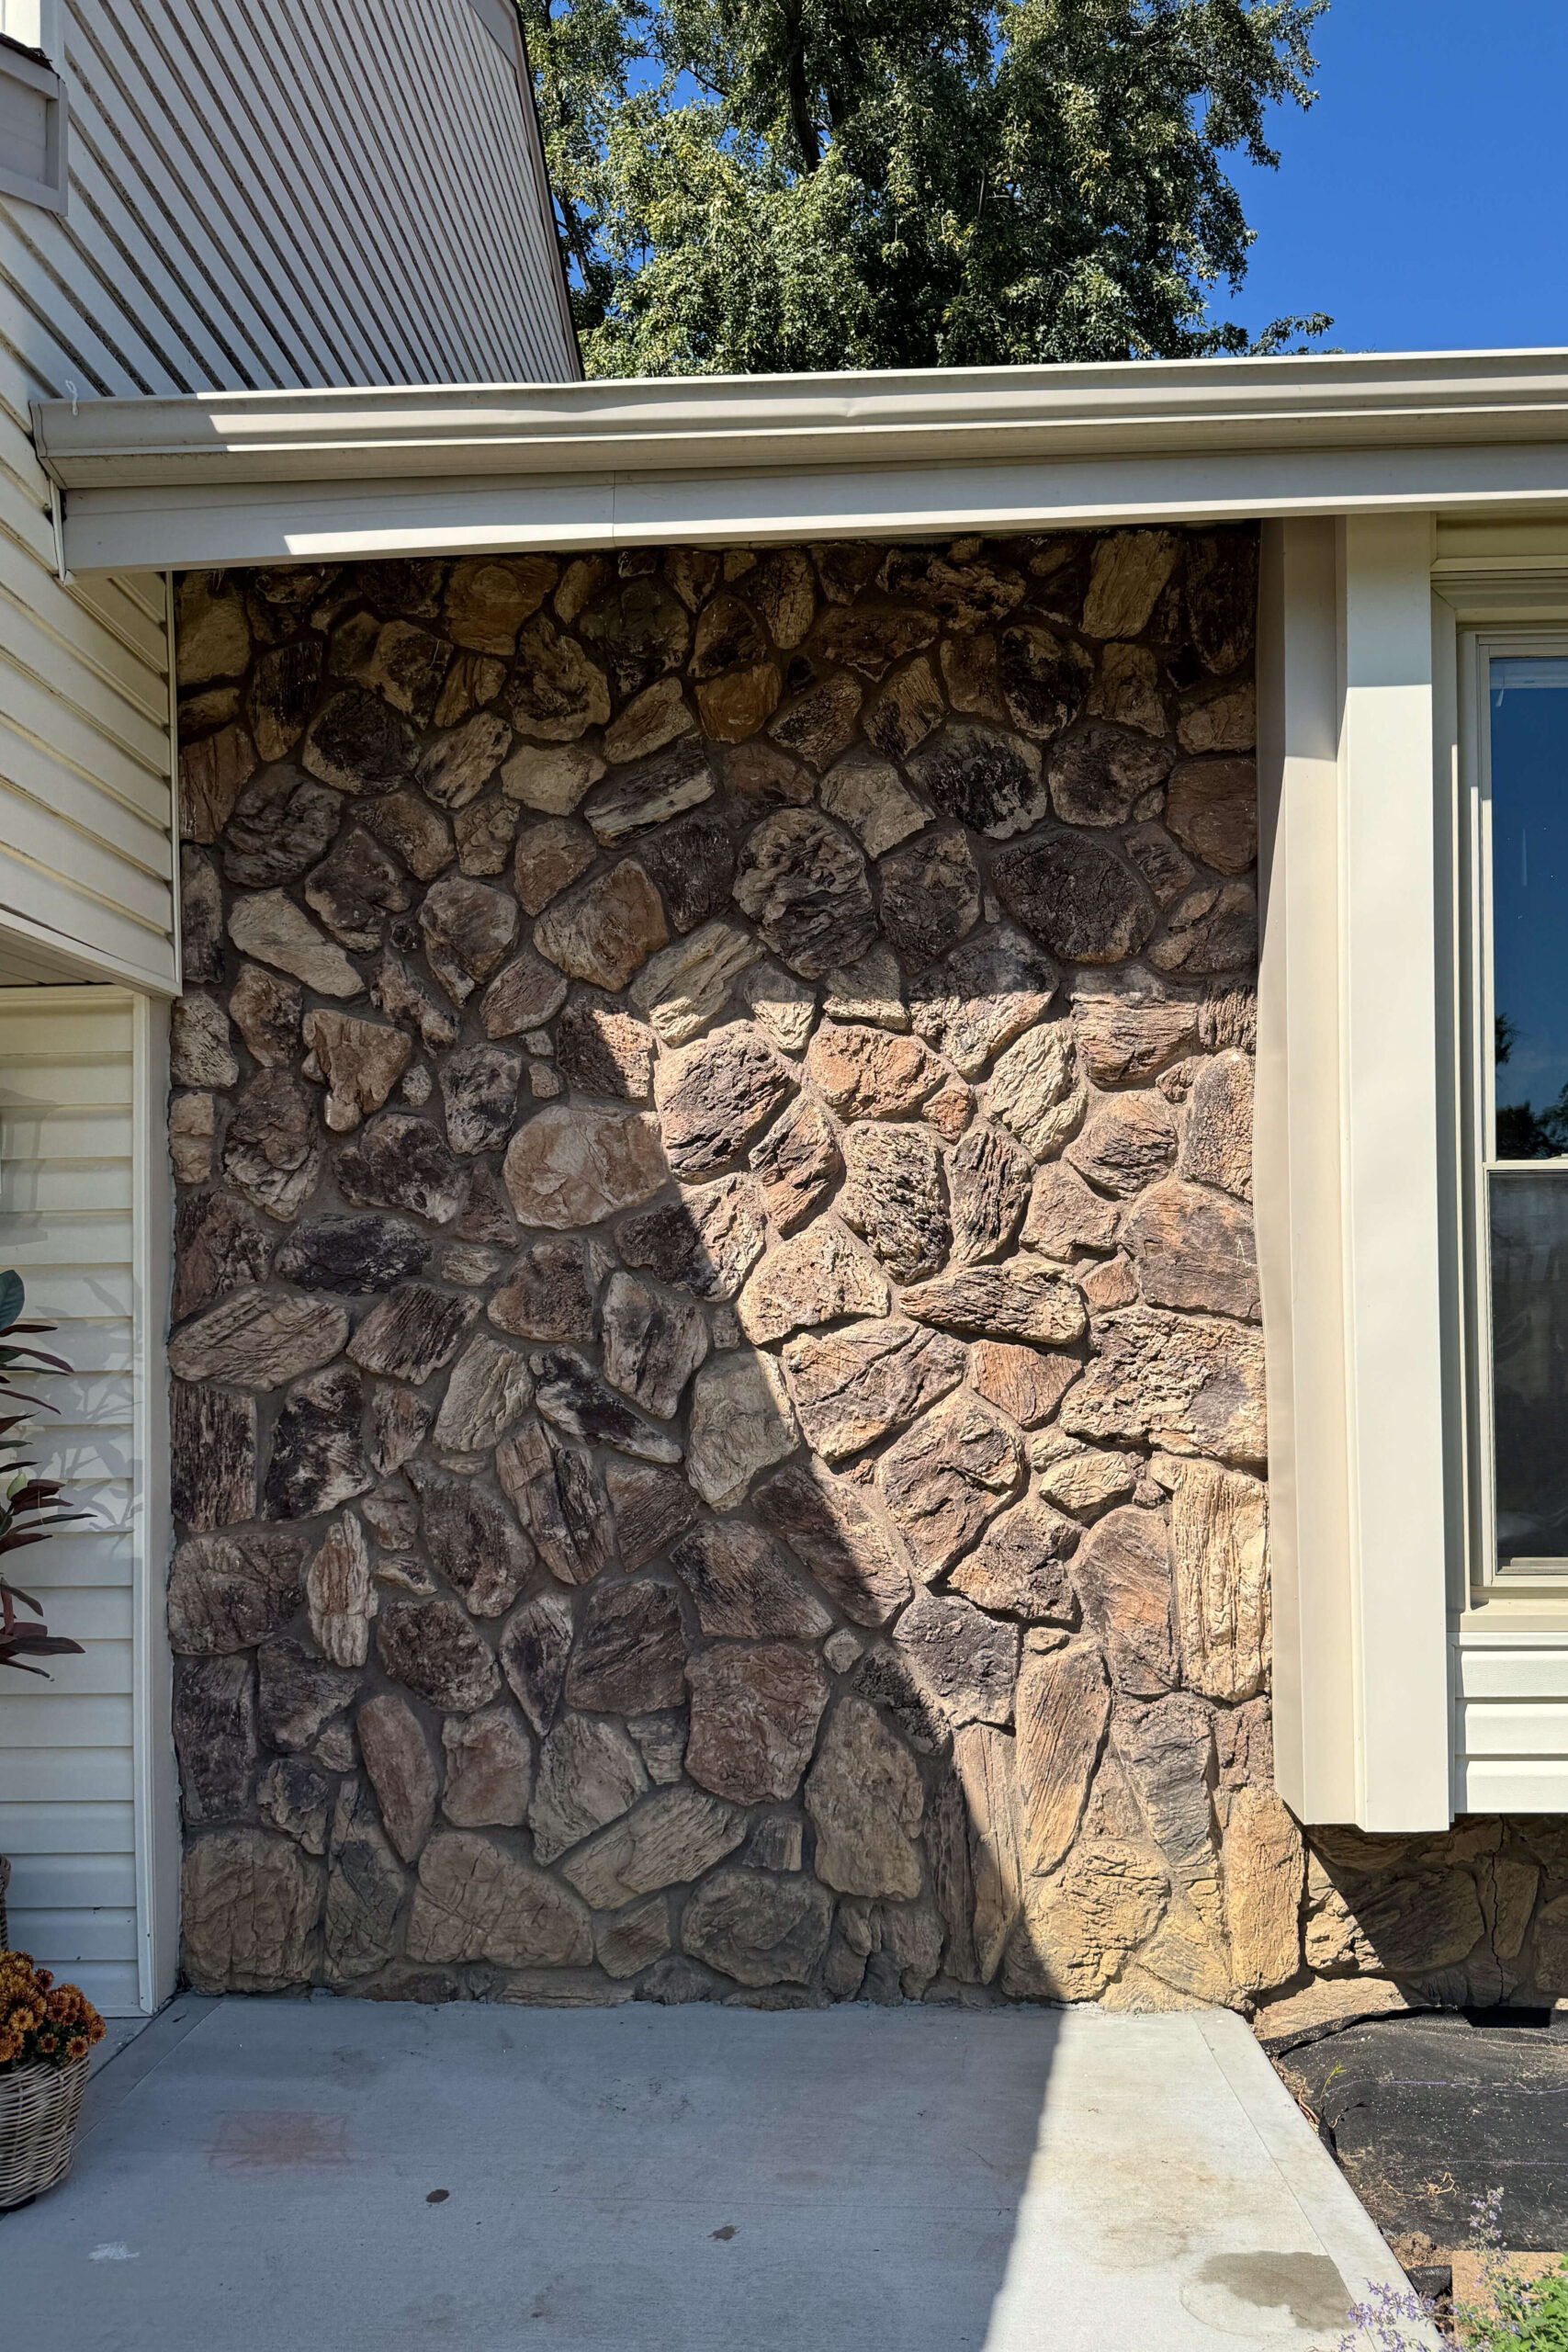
0;992;139;2013
1455;1642;1568;1810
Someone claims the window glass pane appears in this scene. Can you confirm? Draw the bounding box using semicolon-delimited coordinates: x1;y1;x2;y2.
1491;1171;1568;1566
1490;655;1568;1158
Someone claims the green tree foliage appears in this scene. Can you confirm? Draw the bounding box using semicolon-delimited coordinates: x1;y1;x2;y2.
519;0;1330;378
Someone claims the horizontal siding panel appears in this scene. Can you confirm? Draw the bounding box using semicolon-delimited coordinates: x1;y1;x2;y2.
1460;1758;1568;1812
15;1532;135;1589
0;531;171;725
3;1156;137;1211
0;1800;134;1851
39;1960;141;2015
8;1852;137;1906
0;1270;133;1321
2;1112;136;1162
7;1586;133;1643
0;1051;133;1102
1455;1644;1568;1700
0;679;174;853
2;1213;136;1264
1456;1698;1568;1757
3;1637;134;1697
0;1744;133;1797
9;1905;137;1962
0;1694;134;1747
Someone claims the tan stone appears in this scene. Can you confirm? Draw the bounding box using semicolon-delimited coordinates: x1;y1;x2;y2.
410;1829;592;1965
228;891;363;998
986;1024;1086;1159
433;1333;536;1454
1035;1445;1137;1519
1178;680;1256;755
1166;759;1258;876
1073;993;1200;1086
782;1318;966;1464
685;1349;799;1509
560;1786;747;1907
1170;1458;1269;1702
1178;1050;1253;1200
685;1643;829;1804
749;1096;840;1233
950;1498;1078;1622
306;1512;376;1668
900;1262;1087;1347
1015;1639;1110;1875
1071;1505;1176;1696
1088;643;1168;735
445;556;556;654
1081;531;1179;639
951;1724;1024;1981
176;576;252;688
356;1691;437;1863
1021;1162;1122;1260
300;1009;411;1134
501;741;605;814
230;965;300;1068
630;922;764;1046
806;1697;923;1898
182;1829;322;1994
818;753;927;858
502;1105;665;1228
753;1458;913;1628
1011;1841;1169;2001
534;860;668;990
877;1393;1024;1576
737;1223;890;1346
440;1705;534;1827
738;959;818;1055
839;1124;949;1280
169;1091;214;1183
695;663;781;741
168;1287;347;1390
528;1713;649;1864
1224;1786;1303;1995
1066;1094;1178;1196
1061;1306;1267;1466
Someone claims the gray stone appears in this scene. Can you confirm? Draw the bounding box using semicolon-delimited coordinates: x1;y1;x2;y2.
818;752;927;857
907;725;1046;839
418;875;518;1002
1049;722;1174;828
900;1262;1087;1346
1185;533;1258;675
489;1237;603;1343
432;1333;535;1454
1149;881;1258;978
174;1655;257;1822
669;1521;831;1640
877;1395;1025;1577
167;1530;306;1655
946;1120;1034;1264
370;950;459;1053
601;1272;709;1419
566;1580;686;1713
256;1637;358;1754
754;1459;913;1628
615;1179;768;1305
748;1099;841;1234
303;828;412;951
594;1898;672;1979
995;623;1095;737
499;1588;575;1734
502;1104;664;1228
653;1023;795;1179
368;1385;434;1476
321;1784;406;1984
532;1346;682;1463
682;1867;833;1988
377;1598;502;1713
1124;1179;1258;1318
626;1713;688;1787
534;860;667;991
822;943;907;1032
441;1705;534;1827
168;1286;347;1390
732;808;875;978
180;847;225;984
496;1419;613;1586
838;1125;949;1281
171;995;238;1090
684;1643;830;1804
992;836;1157;966
418;712;512;813
529;1713;649;1862
950;1498;1079;1622
438;1042;521;1154
221;766;343;890
555;995;656;1100
1062;1306;1267;1466
221;1069;324;1220
361;794;457;885
301;687;415;797
806;1699;923;1898
604;1461;699;1574
635;810;738;935
877;827;982;971
908;928;1060;1079
170;1381;255;1529
258;1756;334;1857
583;740;715;841
347;1283;478;1383
738;958;818;1055
275;1214;430;1294
264;1364;372;1520
501;740;605;814
562;1786;748;1910
781;1319;966;1465
337;1113;468;1225
479;950;570;1044
407;1462;535;1618
894;1587;1019;1726
503;615;611;741
408;1831;592;1967
685;1349;799;1510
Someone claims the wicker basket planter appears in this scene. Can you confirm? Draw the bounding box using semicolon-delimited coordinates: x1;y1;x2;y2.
0;2052;88;2211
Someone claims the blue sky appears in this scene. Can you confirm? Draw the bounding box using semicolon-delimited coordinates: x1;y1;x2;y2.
1229;1;1568;355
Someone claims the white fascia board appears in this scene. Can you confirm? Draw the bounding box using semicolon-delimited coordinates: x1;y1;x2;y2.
28;346;1568;572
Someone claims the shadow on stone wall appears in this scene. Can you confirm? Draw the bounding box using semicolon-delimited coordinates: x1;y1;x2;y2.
158;526;1357;2014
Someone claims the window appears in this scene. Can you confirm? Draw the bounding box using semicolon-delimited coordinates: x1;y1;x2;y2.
1471;645;1568;1581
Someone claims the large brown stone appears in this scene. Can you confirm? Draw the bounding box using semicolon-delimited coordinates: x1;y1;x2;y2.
604;1460;699;1574
782;1318;966;1465
836;1125;947;1282
635;810;737;933
579;577;690;695
534;861;667;991
1071;1505;1177;1696
275;1213;430;1295
170;1382;255;1530
167;1531;306;1655
806;1698;923;1898
306;1511;376;1667
348;1283;478;1383
1066;1094;1178;1197
408;1830;592;1966
301;687;415;797
601;1272;708;1419
263;1364;372;1518
584;737;713;838
1007;1841;1169;2003
1124;1180;1258;1318
1165;758;1258;876
529;1713;649;1862
877;1394;1024;1576
1169;1458;1269;1702
628;922;761;1047
754;1459;913;1627
441;1705;535;1828
1178;1049;1253;1200
1149;882;1258;978
1021;1163;1122;1259
300;1009;411;1135
445;555;555;653
499;1588;574;1734
1185;534;1258;676
739;958;818;1054
1073;990;1199;1085
496;1419;612;1586
682;1868;833;1987
357;1692;438;1862
950;1498;1078;1621
417;875;518;1002
684;1643;829;1803
438;1042;522;1154
953;1724;1024;1982
1082;531;1179;638
1049;721;1173;829
654;1023;795;1178
668;1521;830;1640
749;1098;841;1234
908;929;1060;1079
1061;1306;1267;1465
555;995;656;1100
408;1463;535;1618
566;1580;686;1713
737;1224;890;1345
880;547;1025;627
255;1638;358;1753
504;616;611;741
615;1176;767;1304
228;964;300;1069
182;1828;322;1994
1224;1787;1303;1996
221;767;343;889
532;1347;682;1464
947;1121;1033;1264
337;1113;468;1224
731;809;875;978
168;1287;346;1390
174;1654;257;1821
877;828;983;971
809;603;937;681
685;1350;799;1510
986;1024;1086;1160
221;1070;324;1221
489;1237;604;1342
803;1022;942;1121
304;829;412;953
560;1786;746;1908
1015;1639;1110;1875
967;1340;1081;1430
900;1263;1086;1347
502;1105;665;1228
180;723;255;844
908;726;1047;839
895;1588;1018;1727
419;713;513;813
992;836;1156;966
377;1599;502;1713
996;626;1095;741
767;673;862;772
513;817;596;919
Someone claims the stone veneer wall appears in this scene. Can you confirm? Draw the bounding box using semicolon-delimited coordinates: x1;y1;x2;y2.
165;529;1554;2021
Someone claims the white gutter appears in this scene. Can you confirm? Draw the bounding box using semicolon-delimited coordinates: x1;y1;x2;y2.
31;347;1568;572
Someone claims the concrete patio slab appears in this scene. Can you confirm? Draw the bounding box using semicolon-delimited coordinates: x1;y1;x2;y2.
5;1997;1427;2352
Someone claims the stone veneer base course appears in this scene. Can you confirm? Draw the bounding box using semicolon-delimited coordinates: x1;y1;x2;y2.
167;533;1553;2019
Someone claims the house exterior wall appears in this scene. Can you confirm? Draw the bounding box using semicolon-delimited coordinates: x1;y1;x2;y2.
163;533;1555;2018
